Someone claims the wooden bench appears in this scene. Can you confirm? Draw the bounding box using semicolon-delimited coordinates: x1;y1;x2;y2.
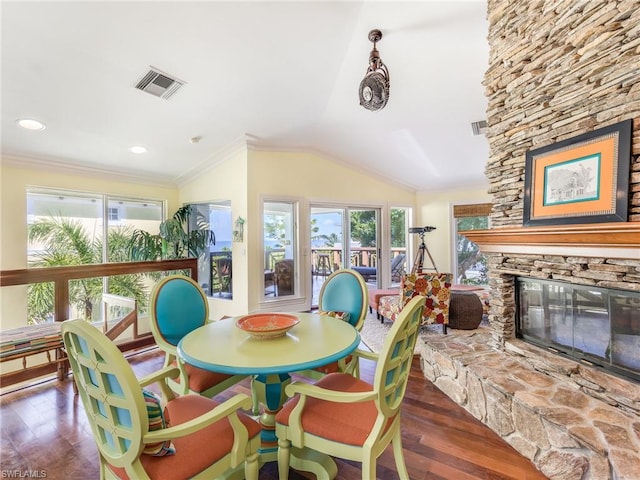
1;322;67;387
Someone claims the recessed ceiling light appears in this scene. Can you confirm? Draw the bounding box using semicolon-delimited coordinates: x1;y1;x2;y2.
129;146;147;154
17;118;46;131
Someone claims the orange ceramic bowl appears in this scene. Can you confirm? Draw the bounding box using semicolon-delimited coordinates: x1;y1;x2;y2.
236;313;300;339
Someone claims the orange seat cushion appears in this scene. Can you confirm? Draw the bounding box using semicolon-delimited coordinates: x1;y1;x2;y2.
170;360;234;393
312;355;353;375
276;373;392;446
110;395;260;480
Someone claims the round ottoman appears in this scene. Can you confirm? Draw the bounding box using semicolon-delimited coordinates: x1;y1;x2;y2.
448;291;484;329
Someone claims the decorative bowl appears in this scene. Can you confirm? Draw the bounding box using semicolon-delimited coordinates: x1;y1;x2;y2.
236;313;299;339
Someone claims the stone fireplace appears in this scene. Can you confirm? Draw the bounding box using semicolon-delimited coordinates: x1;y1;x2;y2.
419;225;640;479
517;276;640;383
418;1;640;478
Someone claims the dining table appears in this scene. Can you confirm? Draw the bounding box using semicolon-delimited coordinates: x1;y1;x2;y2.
177;311;360;478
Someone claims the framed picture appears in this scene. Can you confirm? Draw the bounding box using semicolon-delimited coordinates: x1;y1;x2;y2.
523;119;632;226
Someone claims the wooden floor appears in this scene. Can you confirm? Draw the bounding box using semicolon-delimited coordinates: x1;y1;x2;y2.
0;348;547;480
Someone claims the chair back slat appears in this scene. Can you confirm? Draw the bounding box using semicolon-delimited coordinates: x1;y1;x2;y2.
62;319;146;467
374;295;425;417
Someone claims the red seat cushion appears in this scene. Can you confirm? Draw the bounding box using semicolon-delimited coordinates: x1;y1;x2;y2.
110;395;260;480
276;373;393;446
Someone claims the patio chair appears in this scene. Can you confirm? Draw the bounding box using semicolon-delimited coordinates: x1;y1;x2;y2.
149;275;250;401
352;253;406;282
274;259;295;296
275;295;426;480
62;318;261;480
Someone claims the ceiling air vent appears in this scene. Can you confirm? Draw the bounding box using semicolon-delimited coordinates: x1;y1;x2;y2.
471;120;488;136
134;68;185;100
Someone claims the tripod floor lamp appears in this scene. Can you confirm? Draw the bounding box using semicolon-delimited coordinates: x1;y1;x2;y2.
409;226;438;274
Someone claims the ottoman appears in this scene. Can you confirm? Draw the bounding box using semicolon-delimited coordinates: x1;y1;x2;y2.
448;291;484;329
368;289;399;321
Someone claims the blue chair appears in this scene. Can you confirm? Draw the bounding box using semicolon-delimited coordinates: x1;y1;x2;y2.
300;269;368;379
149;275;248;400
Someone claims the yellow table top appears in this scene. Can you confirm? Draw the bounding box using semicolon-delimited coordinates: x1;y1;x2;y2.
177;312;360;375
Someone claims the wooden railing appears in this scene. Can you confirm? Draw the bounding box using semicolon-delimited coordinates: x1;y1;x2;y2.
0;259;197;387
1;259;197;322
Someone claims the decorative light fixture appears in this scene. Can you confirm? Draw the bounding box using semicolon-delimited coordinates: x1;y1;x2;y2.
16;118;46;131
359;29;390;111
128;146;147;154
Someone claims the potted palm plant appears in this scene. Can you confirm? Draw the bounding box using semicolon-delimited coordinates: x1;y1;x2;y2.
128;205;215;260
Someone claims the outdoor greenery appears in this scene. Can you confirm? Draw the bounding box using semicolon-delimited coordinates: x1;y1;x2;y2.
27;218;147;324
349;211;376;247
456;216;488;285
129;205;215;260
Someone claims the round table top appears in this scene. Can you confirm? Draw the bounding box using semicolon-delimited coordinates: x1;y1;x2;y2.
178;312;360;375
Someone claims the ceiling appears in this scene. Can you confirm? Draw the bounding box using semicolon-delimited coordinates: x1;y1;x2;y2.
1;1;490;193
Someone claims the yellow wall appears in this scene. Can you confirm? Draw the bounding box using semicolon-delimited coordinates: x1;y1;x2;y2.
178;147;249;319
0;162;179;329
1;152;488;328
246;149;416;313
416;186;491;273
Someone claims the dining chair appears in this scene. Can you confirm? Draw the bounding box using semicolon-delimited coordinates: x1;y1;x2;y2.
62;318;261;480
301;268;368;379
275;295;426;480
149;275;249;401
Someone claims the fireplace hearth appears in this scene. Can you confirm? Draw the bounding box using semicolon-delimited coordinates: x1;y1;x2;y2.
517;277;640;383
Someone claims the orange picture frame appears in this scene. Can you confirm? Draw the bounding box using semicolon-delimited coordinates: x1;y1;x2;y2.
523;119;632;226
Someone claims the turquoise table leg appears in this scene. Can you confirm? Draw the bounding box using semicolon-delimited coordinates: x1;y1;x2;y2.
252;372;290;460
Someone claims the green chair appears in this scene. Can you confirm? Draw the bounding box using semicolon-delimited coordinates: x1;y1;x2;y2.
275;295;426;480
149;275;248;399
62;318;260;480
300;268;368;379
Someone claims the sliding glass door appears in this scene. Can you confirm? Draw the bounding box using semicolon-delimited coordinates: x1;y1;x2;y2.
310;205;380;307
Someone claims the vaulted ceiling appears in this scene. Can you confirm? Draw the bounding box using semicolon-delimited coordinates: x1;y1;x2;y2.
1;1;490;192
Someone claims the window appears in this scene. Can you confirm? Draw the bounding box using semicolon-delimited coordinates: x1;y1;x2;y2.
26;188;163;324
108;207;120;222
189;201;233;298
390;207;409;285
263;200;298;298
453;203;491;285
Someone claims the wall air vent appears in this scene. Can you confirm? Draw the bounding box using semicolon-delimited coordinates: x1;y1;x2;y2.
134;67;185;100
471;120;488;136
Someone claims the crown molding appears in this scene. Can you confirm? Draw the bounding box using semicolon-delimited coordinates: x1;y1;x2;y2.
1;154;177;187
174;135;250;187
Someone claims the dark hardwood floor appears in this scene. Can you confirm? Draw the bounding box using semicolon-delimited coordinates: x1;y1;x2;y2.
0;347;547;479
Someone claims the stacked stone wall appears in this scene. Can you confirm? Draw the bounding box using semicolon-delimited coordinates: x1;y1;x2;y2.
484;0;640;345
485;0;640;227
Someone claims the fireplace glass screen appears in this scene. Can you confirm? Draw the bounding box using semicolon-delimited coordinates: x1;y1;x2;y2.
517;277;640;382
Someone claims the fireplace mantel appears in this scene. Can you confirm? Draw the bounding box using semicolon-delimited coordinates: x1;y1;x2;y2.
460;222;640;259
